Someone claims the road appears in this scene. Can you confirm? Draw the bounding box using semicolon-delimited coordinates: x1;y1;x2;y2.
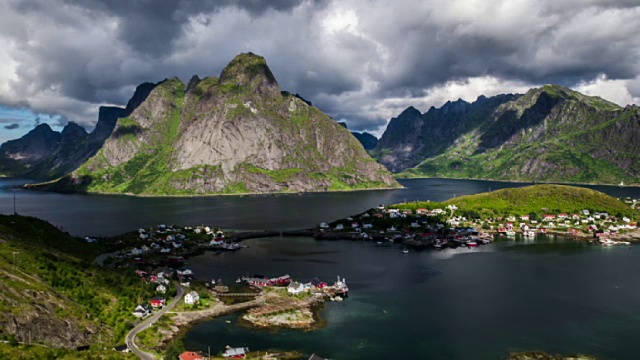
126;285;185;360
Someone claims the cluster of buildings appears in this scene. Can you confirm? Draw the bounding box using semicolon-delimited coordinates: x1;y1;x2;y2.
483;210;638;237
131;269;174;318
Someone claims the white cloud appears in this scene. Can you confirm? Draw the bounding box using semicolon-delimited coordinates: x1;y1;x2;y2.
576;74;638;106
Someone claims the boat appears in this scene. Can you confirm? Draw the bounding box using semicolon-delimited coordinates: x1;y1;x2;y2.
220;242;241;251
376;241;382;245
241;274;291;287
505;231;516;237
402;247;409;254
333;276;349;296
466;240;478;247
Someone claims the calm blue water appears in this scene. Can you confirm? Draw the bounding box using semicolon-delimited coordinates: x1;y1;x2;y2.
183;237;640;360
0;178;637;236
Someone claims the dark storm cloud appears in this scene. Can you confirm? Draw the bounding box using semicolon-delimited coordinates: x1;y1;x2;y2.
53;0;320;57
0;0;638;137
4;123;19;130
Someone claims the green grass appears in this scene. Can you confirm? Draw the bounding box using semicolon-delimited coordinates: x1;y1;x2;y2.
0;215;156;349
438;184;636;219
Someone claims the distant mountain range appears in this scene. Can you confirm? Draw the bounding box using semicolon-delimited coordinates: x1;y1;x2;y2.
373;85;640;185
29;53;398;195
0;83;156;180
3;63;638;189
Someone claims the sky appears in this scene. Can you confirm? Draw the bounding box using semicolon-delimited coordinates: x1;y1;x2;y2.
0;0;639;143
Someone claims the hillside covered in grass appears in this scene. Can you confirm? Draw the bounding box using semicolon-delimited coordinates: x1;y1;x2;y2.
393;185;638;219
0;215;151;357
375;85;640;185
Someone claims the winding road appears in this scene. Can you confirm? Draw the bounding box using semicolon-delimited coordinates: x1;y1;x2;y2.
126;286;185;360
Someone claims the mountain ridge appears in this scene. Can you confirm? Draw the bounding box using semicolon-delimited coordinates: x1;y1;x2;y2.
374;84;640;185
0;82;157;180
39;53;399;195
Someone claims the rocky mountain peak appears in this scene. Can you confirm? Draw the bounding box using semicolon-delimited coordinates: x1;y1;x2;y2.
398;106;422;118
219;52;279;94
60;122;88;140
186;75;201;93
125;82;158;112
31;123;55;135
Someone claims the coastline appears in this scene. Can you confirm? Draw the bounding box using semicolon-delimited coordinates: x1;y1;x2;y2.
394;175;640;188
20;182;404;198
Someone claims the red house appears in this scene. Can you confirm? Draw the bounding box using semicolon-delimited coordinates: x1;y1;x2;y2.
150;297;166;308
179;351;206;360
311;278;328;289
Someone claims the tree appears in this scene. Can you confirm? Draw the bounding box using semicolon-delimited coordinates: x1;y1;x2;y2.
529;212;540;221
165;339;185;360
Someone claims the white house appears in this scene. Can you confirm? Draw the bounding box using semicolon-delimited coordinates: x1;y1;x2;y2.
184;291;200;305
334;224;344;230
319;222;329;228
156;284;167;294
410;222;421;228
363;223;373;229
287;282;305;295
160;247;172;253
139;233;149;240
132;304;150;318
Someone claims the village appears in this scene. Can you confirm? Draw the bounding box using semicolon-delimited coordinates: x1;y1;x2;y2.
92;224;343;359
86;194;640;358
315;198;640;250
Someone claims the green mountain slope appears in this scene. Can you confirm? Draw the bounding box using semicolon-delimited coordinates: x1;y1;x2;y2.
0;215;151;354
442;184;637;219
375;85;640;185
41;53;399;195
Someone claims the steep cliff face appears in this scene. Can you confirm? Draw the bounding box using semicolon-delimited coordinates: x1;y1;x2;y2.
375;85;640;185
51;53;399;195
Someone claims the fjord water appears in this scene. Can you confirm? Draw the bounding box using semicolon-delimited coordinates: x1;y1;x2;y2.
1;178;639;359
0;178;638;236
184;237;640;359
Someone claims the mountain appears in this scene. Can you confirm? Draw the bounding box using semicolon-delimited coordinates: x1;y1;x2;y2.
0;215;154;354
41;53;399;195
0;83;156;180
374;85;640;185
336;121;378;150
351;132;378;150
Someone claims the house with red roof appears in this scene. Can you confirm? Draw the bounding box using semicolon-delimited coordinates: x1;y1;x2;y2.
150;296;166;308
179;351;206;360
